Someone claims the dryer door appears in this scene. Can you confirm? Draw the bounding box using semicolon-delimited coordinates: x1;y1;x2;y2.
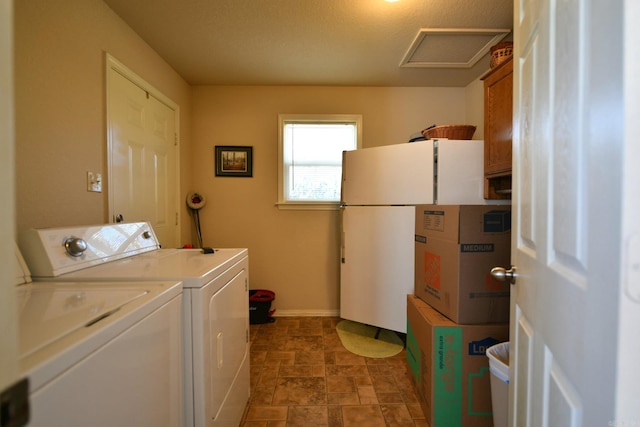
191;257;249;427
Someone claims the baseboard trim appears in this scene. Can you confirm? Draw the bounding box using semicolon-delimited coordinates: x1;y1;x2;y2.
272;309;340;318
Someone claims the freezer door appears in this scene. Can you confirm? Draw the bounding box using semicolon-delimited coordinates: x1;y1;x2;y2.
340;206;414;333
341;141;434;205
435;139;489;204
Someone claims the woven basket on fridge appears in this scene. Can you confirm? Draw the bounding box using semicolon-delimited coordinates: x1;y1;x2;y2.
422;125;477;140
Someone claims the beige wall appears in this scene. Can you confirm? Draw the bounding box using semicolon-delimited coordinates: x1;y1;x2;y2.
12;0;487;315
14;0;192;240
190;85;481;314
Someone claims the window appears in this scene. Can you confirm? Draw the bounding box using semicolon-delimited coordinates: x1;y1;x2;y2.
278;114;362;209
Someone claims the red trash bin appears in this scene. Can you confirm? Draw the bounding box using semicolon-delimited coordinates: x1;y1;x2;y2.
249;289;275;324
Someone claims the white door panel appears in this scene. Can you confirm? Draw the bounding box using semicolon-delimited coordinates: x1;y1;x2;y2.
513;310;533;427
107;57;179;248
511;0;635;425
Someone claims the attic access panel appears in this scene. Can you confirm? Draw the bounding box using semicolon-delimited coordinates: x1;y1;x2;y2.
400;28;511;69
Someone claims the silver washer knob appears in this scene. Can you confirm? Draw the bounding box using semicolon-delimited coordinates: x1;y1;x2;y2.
64;237;88;257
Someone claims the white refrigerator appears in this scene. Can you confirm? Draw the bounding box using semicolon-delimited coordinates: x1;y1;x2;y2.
339;139;499;333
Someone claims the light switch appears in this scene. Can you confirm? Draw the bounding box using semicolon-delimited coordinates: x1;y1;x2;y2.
87;171;102;193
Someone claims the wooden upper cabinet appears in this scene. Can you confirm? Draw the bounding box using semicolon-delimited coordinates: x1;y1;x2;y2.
482;57;513;199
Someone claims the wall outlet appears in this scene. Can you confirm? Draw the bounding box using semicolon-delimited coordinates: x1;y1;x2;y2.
87;171;102;193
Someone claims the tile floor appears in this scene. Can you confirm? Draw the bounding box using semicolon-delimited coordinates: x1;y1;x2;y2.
241;317;428;426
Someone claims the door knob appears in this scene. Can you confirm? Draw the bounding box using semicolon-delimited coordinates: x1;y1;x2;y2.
491;266;517;285
115;214;124;223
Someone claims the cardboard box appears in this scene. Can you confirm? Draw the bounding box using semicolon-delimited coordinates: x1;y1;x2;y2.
415;205;512;324
406;294;509;427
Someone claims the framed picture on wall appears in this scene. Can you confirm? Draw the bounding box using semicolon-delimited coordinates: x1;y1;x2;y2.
215;146;253;177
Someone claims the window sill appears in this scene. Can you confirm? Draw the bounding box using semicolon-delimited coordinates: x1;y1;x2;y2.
275;202;341;211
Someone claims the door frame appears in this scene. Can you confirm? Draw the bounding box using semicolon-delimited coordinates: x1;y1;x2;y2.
617;0;640;420
0;0;19;390
105;53;181;240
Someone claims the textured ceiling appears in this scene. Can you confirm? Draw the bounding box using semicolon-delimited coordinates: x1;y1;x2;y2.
103;0;513;87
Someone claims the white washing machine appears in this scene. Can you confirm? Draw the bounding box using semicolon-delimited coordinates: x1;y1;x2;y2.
19;222;250;427
13;246;183;427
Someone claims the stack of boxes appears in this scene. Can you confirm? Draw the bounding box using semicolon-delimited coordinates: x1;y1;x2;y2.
407;205;512;427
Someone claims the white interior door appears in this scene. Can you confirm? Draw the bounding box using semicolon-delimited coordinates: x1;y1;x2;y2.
106;56;180;248
510;0;636;425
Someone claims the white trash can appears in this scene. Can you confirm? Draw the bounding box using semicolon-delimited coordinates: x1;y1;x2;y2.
486;342;509;427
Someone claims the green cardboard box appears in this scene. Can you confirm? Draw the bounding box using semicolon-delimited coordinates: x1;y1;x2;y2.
406;294;509;427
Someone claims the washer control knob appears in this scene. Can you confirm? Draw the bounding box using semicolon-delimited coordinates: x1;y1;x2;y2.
64;237;87;257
